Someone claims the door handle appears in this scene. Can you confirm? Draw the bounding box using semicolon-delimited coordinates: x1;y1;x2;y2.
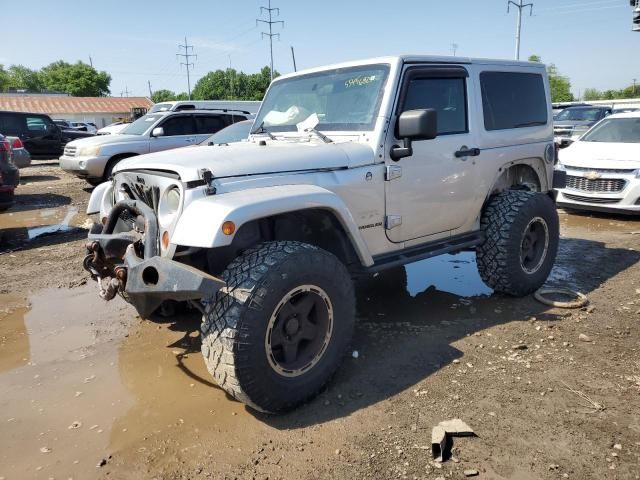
454;147;480;158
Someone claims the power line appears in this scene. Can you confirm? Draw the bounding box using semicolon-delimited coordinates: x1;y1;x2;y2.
508;0;534;60
176;36;196;100
257;0;284;82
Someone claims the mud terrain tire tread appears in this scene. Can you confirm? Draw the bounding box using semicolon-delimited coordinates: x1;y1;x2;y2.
200;241;355;413
476;191;559;297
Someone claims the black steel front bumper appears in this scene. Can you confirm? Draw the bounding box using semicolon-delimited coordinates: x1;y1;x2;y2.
84;200;225;317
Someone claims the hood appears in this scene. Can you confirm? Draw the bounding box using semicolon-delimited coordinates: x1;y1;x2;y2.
67;134;144;147
559;140;640;169
114;139;376;181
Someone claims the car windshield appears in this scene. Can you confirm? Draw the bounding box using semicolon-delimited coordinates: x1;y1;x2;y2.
252;64;390;133
121;114;164;135
202;120;252;145
580;117;640;143
555;108;604;122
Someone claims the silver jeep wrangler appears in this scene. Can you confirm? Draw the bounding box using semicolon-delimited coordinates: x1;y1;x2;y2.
85;55;566;413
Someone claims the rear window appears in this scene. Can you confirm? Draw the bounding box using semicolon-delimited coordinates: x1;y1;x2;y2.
0;113;25;135
195;115;227;134
480;72;547;131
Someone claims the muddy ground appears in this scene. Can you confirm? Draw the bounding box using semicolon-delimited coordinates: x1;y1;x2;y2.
1;160;639;480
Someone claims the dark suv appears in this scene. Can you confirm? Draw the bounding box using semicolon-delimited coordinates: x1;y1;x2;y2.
0;111;94;158
553;105;612;141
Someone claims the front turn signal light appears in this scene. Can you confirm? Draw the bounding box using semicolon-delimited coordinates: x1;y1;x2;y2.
222;221;236;236
162;231;170;250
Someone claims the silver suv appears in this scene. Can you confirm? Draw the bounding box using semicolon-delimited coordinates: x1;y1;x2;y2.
59;109;250;185
84;55;566;413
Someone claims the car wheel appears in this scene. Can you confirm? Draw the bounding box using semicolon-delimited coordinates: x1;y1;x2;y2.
476;190;559;296
201;241;355;413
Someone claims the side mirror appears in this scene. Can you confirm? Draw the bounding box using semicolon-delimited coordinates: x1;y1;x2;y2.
151;127;164;137
391;109;438;161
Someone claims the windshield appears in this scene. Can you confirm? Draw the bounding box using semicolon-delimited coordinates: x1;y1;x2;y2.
581;117;640;143
121;114;164;135
253;64;390;133
148;103;173;113
555;108;604;122
202;120;252;145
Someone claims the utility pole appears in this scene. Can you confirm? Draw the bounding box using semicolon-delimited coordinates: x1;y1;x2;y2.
508;0;533;60
88;56;93;68
120;86;130;97
148;80;153;98
176;37;196;100
290;46;297;72
451;43;458;56
228;55;234;99
633;78;637;96
257;0;284;81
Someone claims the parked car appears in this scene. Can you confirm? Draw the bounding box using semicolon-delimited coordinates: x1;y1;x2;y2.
553;105;611;142
71;121;98;134
149;100;261;115
0;134;20;211
6;136;31;168
60;109;251;184
555;111;640;214
0;111;93;158
97;122;130;135
54;119;79;130
552;102;591;120
85;55;562;413
612;107;639;114
200;119;253;145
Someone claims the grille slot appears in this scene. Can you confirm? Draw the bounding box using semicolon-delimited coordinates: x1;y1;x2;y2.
129;182;160;212
64;146;77;157
563;193;621;204
565;166;636;174
565;175;626;193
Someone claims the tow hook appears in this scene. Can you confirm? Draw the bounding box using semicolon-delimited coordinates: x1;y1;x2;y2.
83;240;127;301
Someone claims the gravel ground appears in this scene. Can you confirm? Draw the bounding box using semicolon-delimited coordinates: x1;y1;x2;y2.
1;160;639;480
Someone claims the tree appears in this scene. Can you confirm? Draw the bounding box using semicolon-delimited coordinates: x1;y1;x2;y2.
528;55;574;102
0;65;9;92
192;66;278;101
39;61;110;96
6;65;44;91
583;88;602;101
174;92;190;101
151;89;176;103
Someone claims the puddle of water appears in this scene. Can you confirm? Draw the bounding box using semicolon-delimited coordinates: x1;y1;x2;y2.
404;252;493;298
0;286;269;479
558;209;640;233
0;206;88;244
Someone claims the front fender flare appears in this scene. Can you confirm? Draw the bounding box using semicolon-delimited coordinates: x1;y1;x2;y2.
87;181;112;215
171;184;374;267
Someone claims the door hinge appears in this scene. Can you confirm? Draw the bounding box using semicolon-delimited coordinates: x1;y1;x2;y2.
385;215;402;230
385;165;402;181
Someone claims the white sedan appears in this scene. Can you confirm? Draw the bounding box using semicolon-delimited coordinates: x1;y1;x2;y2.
555;112;640;215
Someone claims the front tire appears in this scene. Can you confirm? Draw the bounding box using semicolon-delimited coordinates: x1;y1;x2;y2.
201;241;355;413
476;191;559;296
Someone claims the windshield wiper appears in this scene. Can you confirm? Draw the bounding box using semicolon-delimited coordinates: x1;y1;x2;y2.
251;121;275;140
303;127;333;143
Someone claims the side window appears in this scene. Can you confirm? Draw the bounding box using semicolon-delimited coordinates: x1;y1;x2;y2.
0;114;25;135
194;115;226;134
26;116;48;132
402;77;468;135
160;115;196;136
480;72;547;131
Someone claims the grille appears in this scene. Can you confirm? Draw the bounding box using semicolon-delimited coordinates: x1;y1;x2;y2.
64;145;77;157
565;175;626;193
127;182;160;212
563;193;621;204
565;165;636;174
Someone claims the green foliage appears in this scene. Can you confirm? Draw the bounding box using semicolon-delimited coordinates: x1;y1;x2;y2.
0;65;9;92
151;89;177;103
192;66;277;101
580;84;639;100
528;55;574;102
39;61;111;96
6;65;44;91
175;92;190;101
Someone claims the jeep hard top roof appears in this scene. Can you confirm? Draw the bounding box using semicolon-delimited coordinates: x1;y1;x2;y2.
274;55;546;82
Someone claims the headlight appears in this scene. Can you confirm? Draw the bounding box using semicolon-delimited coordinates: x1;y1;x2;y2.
159;186;181;227
634;169;640;179
78;145;102;156
78;160;87;169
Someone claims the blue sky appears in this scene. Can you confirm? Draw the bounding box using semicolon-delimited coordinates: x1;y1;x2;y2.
3;0;638;98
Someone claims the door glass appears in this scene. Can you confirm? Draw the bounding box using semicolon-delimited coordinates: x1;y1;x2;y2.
195;115;226;134
26;116;48;133
160;116;196;136
402;78;468;135
0;114;25;135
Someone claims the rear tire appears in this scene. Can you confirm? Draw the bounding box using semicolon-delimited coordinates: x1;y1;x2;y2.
476;191;559;296
200;241;355;413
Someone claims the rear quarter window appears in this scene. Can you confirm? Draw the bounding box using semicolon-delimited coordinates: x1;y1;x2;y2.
0;113;26;135
480;72;547;131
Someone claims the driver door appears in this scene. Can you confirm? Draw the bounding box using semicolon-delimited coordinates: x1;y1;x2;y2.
384;66;479;243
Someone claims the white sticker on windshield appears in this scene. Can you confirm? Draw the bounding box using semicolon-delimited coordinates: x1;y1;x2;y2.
145;117;156;121
296;112;320;132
